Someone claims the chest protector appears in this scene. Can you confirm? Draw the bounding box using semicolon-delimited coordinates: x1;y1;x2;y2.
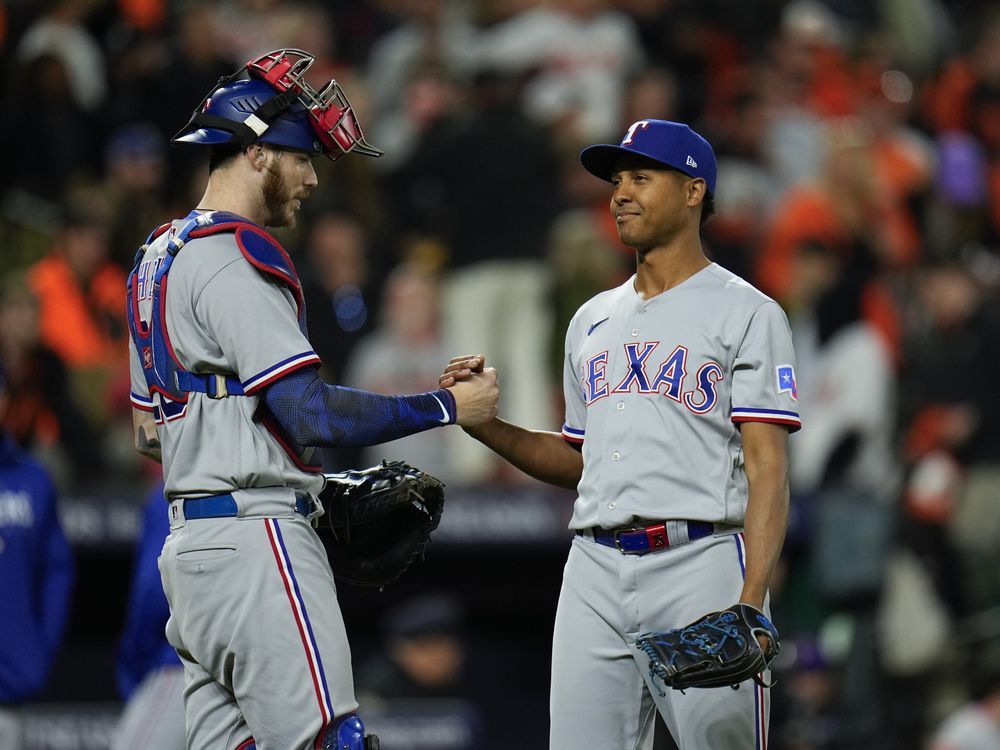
127;211;309;408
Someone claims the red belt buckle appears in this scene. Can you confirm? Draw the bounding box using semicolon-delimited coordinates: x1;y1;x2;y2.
645;523;668;550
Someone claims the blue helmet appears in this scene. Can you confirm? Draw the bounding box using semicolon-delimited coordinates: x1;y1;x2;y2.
171;48;381;161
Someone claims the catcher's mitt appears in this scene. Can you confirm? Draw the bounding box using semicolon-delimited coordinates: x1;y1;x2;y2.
635;603;780;692
317;460;445;588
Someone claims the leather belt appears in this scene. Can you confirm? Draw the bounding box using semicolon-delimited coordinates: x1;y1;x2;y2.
181;493;312;520
577;520;716;554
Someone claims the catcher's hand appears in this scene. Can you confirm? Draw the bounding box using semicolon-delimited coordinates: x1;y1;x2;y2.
635;603;780;692
317;460;445;588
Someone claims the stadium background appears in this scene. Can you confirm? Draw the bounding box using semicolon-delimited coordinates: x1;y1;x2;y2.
1;0;1000;747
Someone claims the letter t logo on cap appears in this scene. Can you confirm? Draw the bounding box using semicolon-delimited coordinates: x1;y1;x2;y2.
622;120;650;145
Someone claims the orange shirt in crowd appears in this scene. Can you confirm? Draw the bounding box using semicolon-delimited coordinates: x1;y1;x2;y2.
28;252;128;370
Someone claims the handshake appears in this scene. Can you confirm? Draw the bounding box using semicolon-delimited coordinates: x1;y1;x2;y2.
439;354;498;428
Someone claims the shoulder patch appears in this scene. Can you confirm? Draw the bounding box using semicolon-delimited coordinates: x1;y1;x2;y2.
776;364;798;400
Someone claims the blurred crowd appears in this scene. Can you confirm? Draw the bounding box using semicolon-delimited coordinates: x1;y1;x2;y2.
1;0;1000;747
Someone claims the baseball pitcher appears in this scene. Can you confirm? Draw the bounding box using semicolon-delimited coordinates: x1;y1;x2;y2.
442;120;799;749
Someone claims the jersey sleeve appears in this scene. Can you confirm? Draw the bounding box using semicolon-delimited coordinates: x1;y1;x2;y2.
128;336;154;411
197;260;320;394
731;301;802;432
561;322;586;446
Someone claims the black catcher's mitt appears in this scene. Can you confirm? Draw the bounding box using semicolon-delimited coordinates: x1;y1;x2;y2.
635;603;780;692
317;460;445;588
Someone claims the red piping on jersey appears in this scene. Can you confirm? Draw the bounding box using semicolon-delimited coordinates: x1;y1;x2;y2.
157;273;187;373
235;736;255;749
146;273;190;404
257;407;324;474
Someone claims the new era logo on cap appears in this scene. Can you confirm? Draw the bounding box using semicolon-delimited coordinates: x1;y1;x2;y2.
580;119;718;194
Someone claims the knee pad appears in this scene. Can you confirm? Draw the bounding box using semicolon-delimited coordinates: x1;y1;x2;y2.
320;714;380;750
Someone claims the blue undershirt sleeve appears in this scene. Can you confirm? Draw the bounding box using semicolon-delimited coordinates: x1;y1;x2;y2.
262;367;457;447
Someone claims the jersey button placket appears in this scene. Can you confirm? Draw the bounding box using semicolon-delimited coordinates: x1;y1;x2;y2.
616;401;625;411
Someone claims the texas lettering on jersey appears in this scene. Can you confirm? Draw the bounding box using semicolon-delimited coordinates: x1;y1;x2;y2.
582;341;723;414
135;256;164;303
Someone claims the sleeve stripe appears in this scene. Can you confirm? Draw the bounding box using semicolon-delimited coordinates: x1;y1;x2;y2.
562;424;585;443
242;352;321;394
130;392;155;410
732;406;800;418
732;415;801;425
732;415;802;432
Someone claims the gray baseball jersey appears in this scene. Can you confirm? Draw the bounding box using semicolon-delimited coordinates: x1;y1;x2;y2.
129;218;358;750
129;222;326;500
551;262;799;750
561;262;800;529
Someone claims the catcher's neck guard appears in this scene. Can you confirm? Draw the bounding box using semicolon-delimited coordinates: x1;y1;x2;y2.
173;48;382;161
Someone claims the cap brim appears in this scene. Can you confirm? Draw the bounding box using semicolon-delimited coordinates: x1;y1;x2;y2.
580;144;687;183
171;128;235;149
579;144;633;182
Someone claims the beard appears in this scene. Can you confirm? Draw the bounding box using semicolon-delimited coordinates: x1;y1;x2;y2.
261;163;297;228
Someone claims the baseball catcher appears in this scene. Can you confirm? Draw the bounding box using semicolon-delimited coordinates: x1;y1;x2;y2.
317;460;446;588
636;603;780;693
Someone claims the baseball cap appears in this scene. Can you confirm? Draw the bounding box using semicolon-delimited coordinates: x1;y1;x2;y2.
580;119;717;194
384;593;463;641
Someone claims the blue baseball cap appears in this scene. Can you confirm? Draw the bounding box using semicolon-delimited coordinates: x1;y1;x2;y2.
580;119;717;194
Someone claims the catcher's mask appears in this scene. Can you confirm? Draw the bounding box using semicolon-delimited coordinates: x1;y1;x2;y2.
171;48;382;161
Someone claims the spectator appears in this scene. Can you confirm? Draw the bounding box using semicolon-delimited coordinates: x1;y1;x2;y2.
900;257;1000;616
16;0;106;113
111;482;183;750
301;210;378;385
105;3;232;196
0;273;104;485
356;592;484;750
706;88;783;281
212;0;316;67
357;592;470;704
344;262;450;479
477;0;644;145
784;241;897;499
27;206;129;427
99;122;169;269
755;117;915;359
0;52;96;204
396;69;559;483
0;361;75;750
930;665;1000;750
364;0;476;170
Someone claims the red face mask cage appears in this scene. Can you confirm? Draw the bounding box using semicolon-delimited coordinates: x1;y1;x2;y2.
246;48;382;161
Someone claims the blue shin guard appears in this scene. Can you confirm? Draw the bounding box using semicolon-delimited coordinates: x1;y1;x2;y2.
320;714;379;750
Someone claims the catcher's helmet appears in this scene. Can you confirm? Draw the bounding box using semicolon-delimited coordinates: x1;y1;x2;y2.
172;48;382;161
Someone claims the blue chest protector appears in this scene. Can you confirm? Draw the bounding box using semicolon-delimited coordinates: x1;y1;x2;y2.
127;211;310;413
